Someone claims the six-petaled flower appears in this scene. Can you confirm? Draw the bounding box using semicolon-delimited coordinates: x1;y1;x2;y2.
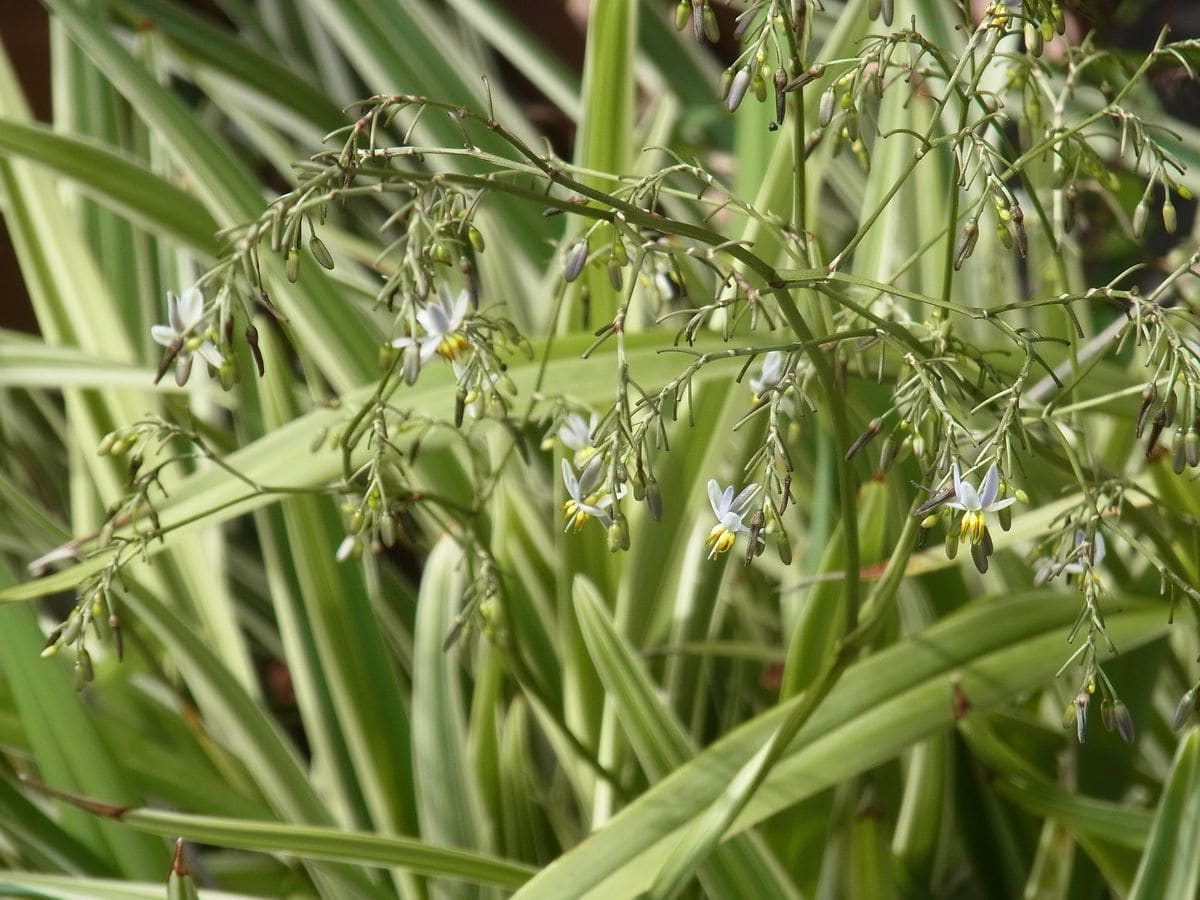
705;479;760;558
945;463;1015;545
561;458;617;532
151;287;223;386
392;288;471;378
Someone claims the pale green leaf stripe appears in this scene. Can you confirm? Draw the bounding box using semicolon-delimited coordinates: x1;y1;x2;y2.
113;808;535;889
110;0;345;129
1129;728;1200;899
0;331;740;603
0;118;219;254
413;539;492;873
515;594;1168;898
0;872;256;899
573;577;802;900
0;577;162;880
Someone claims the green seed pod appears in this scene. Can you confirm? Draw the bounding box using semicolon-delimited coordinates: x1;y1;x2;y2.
607;258;624;292
1132;199;1148;238
944;527;959;561
286;247;300;283
776;529;793;565
645;477;663;521
879;434;899;473
607;512;630;553
719;68;735;102
674;0;690;31
752;71;768;103
996;220;1014;250
1163;197;1178;234
1173;429;1188;474
701;3;720;42
309;235;335;270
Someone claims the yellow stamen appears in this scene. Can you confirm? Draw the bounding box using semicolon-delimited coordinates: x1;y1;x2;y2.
436;333;470;360
705;525;736;557
562;500;590;532
960;510;986;544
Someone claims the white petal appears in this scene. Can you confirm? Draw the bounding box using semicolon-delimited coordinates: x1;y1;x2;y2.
952;464;966;503
1093;532;1106;564
987;496;1017;511
151;324;178;347
707;480;724;518
979;464;1001;508
731;483;759;514
196;341;224;369
561;459;578;496
391;335;418;349
957;482;981;510
450;289;470;327
177;287;205;329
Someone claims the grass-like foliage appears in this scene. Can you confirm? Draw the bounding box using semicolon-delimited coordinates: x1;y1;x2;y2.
2;0;1200;897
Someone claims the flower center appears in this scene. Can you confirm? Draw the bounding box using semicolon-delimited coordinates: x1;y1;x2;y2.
960;509;987;544
436;333;470;360
705;524;736;558
562;499;590;532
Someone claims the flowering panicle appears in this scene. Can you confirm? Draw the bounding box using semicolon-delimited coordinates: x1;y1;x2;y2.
705;480;760;559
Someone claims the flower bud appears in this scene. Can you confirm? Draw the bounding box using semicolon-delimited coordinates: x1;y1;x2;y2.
719;68;734;102
1073;690;1090;743
309;235;335;270
1024;20;1042;56
727;67;752;112
954;218;979;270
674;0;690;32
920;514;940;529
607;512;630;553
607;258;624;292
286;247;300;283
97;432;117;456
645;477;663;521
878;434;899;473
564;240;588;282
468;224;486;252
1174;428;1189;474
944;527;959;561
776;529;793;565
1187;430;1199;469
701;3;720;42
845;418;882;460
1174;687;1197;730
1136;383;1156;437
818;86;836;127
867;0;882;19
1163;197;1177;234
1132;199;1148;238
379;514;397;548
881;0;894;25
773;68;787;126
1113;702;1135;743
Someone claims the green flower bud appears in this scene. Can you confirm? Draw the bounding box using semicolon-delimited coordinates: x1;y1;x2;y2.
752;71;768;104
286;247;300;283
881;0;894;25
309;235;335;270
1132;199;1148;238
701;3;720;42
1113;702;1136;743
674;0;690;32
776;529;793;565
1172;687;1197;730
1024;20;1042;56
468;224;486;252
1163;197;1177;234
944;527;959;560
920;513;941;529
607;512;630;552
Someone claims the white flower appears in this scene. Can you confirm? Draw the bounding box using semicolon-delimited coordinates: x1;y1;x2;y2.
335;535;360;562
1063;530;1106;580
749;351;785;400
561;458;617;532
392;288;470;373
151;287;223;385
705;479;759;558
944;463;1016;545
557;412;600;466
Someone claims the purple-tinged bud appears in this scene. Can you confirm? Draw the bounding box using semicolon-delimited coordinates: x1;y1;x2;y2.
564;239;589;282
1113;702;1135;743
1073;690;1090;743
727;67;752;112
